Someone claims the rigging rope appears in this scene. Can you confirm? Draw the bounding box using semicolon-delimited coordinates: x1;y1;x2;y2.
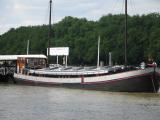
110;0;120;14
129;0;137;15
43;2;50;25
120;0;125;14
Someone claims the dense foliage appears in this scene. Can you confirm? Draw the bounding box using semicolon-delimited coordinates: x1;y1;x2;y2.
0;13;160;66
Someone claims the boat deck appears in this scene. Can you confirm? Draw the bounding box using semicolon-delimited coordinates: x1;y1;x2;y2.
25;65;137;77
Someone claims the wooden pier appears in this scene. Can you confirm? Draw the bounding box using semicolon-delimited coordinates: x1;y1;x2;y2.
0;60;16;83
0;55;46;83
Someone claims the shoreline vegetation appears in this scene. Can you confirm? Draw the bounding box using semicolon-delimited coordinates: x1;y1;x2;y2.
0;13;160;66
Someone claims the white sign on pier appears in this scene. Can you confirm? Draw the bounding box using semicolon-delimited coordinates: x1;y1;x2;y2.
48;47;69;56
47;47;69;67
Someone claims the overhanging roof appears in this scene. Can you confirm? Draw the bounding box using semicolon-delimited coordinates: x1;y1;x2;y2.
0;54;47;61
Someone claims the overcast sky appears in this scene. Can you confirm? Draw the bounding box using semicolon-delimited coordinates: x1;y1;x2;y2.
0;0;160;35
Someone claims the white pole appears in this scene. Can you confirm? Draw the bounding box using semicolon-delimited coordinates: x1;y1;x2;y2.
109;52;112;66
97;36;100;68
27;40;30;55
66;55;68;67
57;56;59;64
63;56;65;65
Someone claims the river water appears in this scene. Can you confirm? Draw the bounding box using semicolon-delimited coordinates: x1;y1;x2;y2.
0;84;160;120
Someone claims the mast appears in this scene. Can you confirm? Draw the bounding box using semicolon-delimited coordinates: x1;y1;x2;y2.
47;0;52;64
125;0;128;65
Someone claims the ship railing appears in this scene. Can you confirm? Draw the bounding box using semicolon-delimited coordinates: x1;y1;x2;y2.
26;68;109;76
23;65;137;76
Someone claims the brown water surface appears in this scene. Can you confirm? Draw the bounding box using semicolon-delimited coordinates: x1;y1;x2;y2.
0;84;160;120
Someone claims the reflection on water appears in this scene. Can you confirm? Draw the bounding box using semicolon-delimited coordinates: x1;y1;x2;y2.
0;84;160;120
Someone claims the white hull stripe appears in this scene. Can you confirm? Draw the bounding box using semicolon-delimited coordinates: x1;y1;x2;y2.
14;68;154;84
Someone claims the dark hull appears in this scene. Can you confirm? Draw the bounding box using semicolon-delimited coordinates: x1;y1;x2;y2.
0;75;9;83
0;74;16;83
155;70;160;87
15;72;159;93
82;74;159;92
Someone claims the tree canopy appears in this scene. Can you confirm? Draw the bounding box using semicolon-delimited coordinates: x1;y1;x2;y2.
0;13;160;66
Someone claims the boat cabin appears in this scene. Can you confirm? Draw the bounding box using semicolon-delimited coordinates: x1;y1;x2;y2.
0;54;47;74
16;55;47;73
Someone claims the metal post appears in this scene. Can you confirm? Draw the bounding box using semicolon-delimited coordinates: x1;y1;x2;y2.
97;36;100;68
66;56;68;67
27;40;30;55
56;56;58;64
109;52;112;66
